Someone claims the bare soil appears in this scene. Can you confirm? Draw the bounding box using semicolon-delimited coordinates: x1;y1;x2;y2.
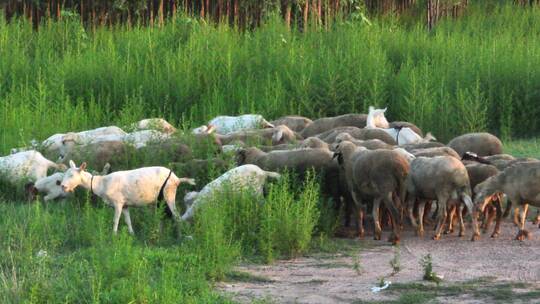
219;221;540;303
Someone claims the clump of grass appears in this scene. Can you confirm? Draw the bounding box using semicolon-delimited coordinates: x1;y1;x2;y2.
420;254;442;284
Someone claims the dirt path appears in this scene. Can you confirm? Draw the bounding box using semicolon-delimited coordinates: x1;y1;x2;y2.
219;222;540;303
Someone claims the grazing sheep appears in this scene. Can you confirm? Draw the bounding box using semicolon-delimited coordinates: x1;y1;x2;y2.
405;156;475;240
60;140;130;170
401;141;445;151
180;165;280;221
217;125;301;146
27;163;111;202
389;121;424;137
335;133;394;150
473;161;540;241
270;115;313;133
334;141;409;244
135;138;194;164
411;147;461;159
465;163;502;238
124;130;171;149
132;118;176;134
61;161;195;233
204;114;274;134
236;147;336;174
0;150;67;184
299;137;331;150
448;132;503;157
300;114;369;138
316;127;397;145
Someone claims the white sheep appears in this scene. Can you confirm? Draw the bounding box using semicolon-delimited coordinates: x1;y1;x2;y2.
60;160;195;234
132;118;177;134
365;106;435;145
123;130;171;149
180;164;281;222
203;114;275;135
0;150;66;184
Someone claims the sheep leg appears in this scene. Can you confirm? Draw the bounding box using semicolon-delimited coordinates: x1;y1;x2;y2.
351;191;365;238
372;198;382;241
433;197;448;240
122;208;134;234
113;203;123;234
406;195;418;227
458;204;465;237
417;200;427;237
513;207;521;226
383;193;401;245
516;204;530;241
423;200;434;226
491;197;503;238
483;205;497;233
444;205;456;235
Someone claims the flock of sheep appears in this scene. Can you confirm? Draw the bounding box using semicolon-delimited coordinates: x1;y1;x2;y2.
1;108;539;243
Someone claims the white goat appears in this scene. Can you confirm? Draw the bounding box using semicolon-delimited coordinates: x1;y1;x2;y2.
0;150;66;183
204;114;275;135
29;163;111;202
366;106;434;145
60;161;195;234
132;118;177;134
181;165;280;222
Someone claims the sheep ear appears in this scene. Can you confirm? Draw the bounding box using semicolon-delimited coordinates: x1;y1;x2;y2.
206;125;216;134
69;160;77;169
383;107;387;113
273;129;284;143
80;162;87;171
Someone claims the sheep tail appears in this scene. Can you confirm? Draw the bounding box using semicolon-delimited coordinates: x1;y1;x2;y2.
265;171;281;180
460;192;474;213
177;177;196;186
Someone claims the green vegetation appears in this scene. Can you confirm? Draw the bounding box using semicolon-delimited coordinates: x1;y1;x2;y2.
2;4;540;154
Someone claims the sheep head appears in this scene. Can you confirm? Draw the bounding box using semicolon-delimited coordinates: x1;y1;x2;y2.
61;160;88;193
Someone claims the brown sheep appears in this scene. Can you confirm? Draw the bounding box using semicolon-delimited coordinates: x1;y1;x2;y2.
405;156;475;240
411;147;460;159
334;141;409;244
389;121;423;137
271;115;313;133
60;140;132;171
401;141;445;151
300;114;368;138
315;126;397;145
473;161;540;241
335;133;394;150
217;125;302;146
447;132;503;157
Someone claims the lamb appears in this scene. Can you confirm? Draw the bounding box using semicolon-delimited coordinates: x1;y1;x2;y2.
270;115;313;133
217;125;301;146
60;161;196;233
472;161;540;241
410;147;461;159
131;118;176;134
27;163;111;202
447;132;503;157
405;156;475;240
300;113;369;138
202;114;274;134
316;127;397;145
335;133;394;150
0;150;67;184
180;165;280;222
60;140;130;170
334;141;409;244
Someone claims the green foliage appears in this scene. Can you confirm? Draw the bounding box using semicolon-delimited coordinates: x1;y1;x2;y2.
2;5;540;155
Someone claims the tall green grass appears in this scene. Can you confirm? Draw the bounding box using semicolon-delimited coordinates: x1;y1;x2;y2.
2;5;540;154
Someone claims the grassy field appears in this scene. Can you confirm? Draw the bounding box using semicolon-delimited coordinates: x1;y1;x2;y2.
1;3;540;304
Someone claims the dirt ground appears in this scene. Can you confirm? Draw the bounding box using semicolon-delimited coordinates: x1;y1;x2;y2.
219;221;540;303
